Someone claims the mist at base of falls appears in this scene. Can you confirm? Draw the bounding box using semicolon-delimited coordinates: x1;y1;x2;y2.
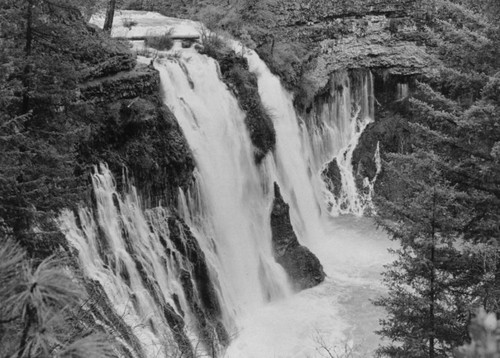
64;11;398;358
225;217;395;358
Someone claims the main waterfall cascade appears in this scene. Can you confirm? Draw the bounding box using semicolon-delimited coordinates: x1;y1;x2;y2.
154;48;291;317
60;11;394;358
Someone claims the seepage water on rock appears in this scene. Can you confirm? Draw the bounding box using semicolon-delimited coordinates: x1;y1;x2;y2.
322;158;342;199
166;216;229;352
270;183;326;290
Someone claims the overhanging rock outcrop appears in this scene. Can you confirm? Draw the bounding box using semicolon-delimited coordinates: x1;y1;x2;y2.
252;0;432;107
270;183;326;290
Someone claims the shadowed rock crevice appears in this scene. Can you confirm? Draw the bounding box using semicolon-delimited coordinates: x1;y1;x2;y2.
167;217;229;354
270;183;326;290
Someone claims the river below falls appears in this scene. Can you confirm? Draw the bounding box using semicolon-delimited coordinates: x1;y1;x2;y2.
224;216;396;358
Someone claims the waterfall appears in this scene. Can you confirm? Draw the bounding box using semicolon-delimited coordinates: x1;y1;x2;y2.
304;71;377;216
153;49;291;324
62;11;384;357
60;165;199;357
397;83;409;100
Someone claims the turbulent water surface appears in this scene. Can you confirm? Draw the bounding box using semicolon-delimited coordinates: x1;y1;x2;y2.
225;216;395;358
61;11;398;358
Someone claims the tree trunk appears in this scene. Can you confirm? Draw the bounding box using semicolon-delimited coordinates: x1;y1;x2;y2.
103;0;116;33
22;0;34;113
429;242;435;358
17;303;36;358
429;187;437;358
25;0;33;56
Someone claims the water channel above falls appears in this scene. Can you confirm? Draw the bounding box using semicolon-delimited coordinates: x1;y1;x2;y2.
74;11;398;358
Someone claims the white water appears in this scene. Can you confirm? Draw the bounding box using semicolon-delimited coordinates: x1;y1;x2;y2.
226;216;395;358
67;11;396;358
302;71;378;216
397;83;409;100
153;49;291;327
59;165;200;357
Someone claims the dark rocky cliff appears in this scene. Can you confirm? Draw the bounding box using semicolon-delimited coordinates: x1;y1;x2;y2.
76;62;195;206
270;183;326;290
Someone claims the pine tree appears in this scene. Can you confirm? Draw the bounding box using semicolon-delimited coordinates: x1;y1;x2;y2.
375;63;500;355
0;0;100;255
374;150;483;357
0;237;114;358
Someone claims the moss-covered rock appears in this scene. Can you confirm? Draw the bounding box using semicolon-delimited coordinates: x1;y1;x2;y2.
78;90;194;204
75;67;195;206
207;48;276;162
79;63;159;102
222;56;276;162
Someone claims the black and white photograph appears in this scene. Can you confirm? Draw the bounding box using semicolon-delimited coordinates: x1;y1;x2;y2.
1;0;499;357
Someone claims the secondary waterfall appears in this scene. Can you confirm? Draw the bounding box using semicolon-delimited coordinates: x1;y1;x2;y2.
60;167;199;357
304;71;377;216
62;11;390;358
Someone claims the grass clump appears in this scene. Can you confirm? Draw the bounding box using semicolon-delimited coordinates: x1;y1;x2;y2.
145;31;174;51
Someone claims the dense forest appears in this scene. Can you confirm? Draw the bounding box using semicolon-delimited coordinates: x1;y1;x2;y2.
371;1;500;357
1;0;500;357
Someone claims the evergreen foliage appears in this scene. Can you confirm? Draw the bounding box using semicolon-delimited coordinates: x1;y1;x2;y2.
0;0;135;256
0;237;114;358
455;308;500;358
0;2;132;356
375;1;500;356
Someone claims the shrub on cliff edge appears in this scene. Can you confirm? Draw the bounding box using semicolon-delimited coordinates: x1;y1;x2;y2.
145;31;174;51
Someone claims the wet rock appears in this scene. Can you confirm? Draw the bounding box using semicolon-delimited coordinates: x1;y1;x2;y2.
351;108;412;198
322;158;342;199
167;217;229;351
270;183;326;290
84;279;147;358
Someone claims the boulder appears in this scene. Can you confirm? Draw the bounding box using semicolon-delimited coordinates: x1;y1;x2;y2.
270;183;326;290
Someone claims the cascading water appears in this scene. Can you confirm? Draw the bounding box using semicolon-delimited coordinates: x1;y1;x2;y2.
152;48;292;322
303;71;377;216
61;10;396;358
397;83;409;100
60;165;199;357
